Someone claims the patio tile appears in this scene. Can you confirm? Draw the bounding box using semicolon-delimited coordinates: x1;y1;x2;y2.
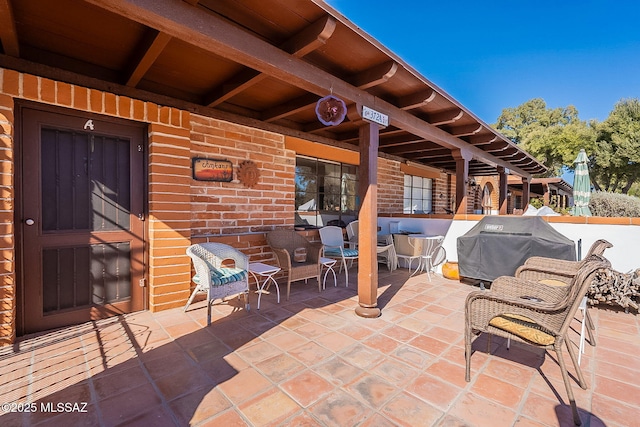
391;344;433;369
469;373;526;407
238;388;300;425
97;382;164;426
216;368;272;405
280;370;334;407
449;392;517;427
168;387;231;426
2;271;638;427
345;373;397;409
382;391;443;427
288;341;333;367
255;353;305;383
594;375;640;407
406;373;462;411
154;365;214;401
314;331;357;353
308;389;369;427
313;356;364;386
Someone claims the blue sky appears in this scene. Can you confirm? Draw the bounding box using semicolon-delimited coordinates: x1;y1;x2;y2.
324;0;640;125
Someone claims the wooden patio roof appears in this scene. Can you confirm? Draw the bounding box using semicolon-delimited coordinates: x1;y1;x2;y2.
0;0;546;177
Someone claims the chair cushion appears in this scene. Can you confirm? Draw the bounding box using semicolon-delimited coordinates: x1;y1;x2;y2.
538;278;569;287
324;248;358;258
193;267;247;287
489;313;555;346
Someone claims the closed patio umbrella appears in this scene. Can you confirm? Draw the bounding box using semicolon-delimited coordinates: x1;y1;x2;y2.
571;149;592;216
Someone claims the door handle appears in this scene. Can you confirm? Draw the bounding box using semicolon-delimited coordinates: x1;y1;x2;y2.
25;218;35;226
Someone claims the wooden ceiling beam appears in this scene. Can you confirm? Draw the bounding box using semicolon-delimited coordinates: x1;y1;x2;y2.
262;93;319;122
396;89;436;110
125;30;172;87
426;108;463;126
383;143;445;156
85;0;540;177
449;124;483;137
0;0;20;57
401;148;451;158
349;60;398;90
378;134;426;148
207;15;336;108
467;134;499;145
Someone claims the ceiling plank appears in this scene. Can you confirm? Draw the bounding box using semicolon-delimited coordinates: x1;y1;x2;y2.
449;124;483;137
207;15;336;108
390;146;451;157
83;0;541;178
262;93;319;122
125;30;172;87
280;15;337;58
396;89;436;110
378;134;426;148
426;108;463;126
349;60;398;90
0;0;20;57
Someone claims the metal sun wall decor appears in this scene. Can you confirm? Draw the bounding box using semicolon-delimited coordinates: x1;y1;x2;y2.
237;160;260;188
315;94;347;126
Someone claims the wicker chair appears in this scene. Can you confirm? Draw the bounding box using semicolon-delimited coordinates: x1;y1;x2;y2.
267;229;323;300
465;254;610;425
185;243;250;325
514;239;613;347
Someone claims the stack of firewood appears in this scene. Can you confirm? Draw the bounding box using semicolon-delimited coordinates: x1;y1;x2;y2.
587;267;640;311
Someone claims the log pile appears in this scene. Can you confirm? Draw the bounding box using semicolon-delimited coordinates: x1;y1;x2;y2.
587;267;640;311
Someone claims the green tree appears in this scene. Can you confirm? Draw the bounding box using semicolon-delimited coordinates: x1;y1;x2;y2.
591;99;640;194
494;98;595;177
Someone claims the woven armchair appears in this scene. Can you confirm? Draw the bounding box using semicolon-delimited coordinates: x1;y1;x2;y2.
465;254;610;425
515;239;613;283
185;243;250;325
267;229;323;300
515;239;613;347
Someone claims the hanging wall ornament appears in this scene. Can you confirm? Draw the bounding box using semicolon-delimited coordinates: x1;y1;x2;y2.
237;160;260;188
315;94;347;126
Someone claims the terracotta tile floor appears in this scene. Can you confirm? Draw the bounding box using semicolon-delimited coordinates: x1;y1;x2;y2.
1;268;639;426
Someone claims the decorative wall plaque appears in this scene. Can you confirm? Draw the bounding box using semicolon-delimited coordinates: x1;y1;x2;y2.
192;158;233;181
237;160;260;188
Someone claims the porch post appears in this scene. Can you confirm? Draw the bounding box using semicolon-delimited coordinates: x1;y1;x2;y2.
498;166;508;215
356;121;381;318
522;176;531;208
452;149;472;215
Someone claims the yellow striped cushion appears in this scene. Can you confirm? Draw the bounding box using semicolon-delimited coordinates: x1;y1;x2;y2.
489;313;555;346
538;278;569;287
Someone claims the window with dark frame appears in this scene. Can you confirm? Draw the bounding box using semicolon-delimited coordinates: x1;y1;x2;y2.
403;175;433;214
295;156;358;227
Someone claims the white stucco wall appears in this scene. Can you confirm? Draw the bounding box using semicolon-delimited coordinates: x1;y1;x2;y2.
379;217;640;274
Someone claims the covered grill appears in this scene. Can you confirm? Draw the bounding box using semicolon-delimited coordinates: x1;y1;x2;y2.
457;216;576;282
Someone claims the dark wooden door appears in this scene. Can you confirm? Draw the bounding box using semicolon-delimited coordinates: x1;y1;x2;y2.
20;106;146;334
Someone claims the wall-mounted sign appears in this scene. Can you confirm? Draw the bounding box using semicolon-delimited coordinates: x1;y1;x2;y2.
192;158;233;181
362;105;389;127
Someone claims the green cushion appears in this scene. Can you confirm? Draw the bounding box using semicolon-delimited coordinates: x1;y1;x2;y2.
193;267;247;286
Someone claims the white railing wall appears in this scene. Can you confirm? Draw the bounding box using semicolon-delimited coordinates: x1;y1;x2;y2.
378;217;640;274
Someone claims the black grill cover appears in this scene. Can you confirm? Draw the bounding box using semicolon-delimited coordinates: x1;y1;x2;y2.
457;216;576;282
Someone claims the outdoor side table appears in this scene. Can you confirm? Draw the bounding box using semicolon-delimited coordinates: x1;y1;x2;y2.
320;257;337;289
248;262;281;310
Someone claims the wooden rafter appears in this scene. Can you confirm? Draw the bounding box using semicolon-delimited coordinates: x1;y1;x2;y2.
396;89;436;110
125;30;172;87
83;0;539;178
426;109;463;126
206;15;337;107
0;0;19;57
348;60;398;90
449;124;483;137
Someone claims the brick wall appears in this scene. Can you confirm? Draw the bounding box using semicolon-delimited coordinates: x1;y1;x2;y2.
0;68;193;342
0;85;14;345
377;157;403;214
